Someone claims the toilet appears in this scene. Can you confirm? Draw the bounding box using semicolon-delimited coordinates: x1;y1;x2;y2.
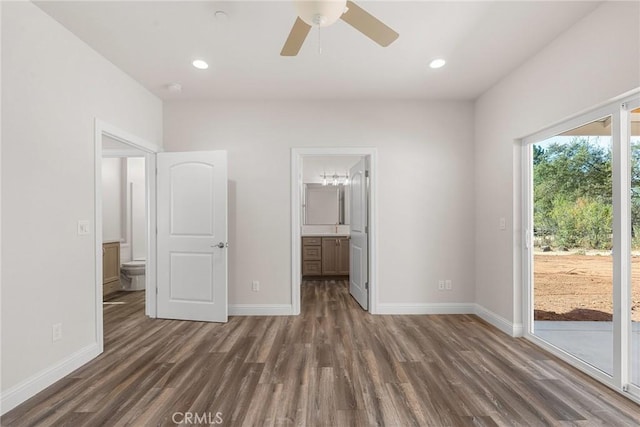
120;259;146;291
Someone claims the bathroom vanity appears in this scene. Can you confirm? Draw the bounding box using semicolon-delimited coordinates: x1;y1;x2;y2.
302;236;349;277
102;241;121;296
301;180;351;277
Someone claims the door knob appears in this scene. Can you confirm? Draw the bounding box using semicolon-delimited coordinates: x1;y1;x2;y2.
213;242;228;248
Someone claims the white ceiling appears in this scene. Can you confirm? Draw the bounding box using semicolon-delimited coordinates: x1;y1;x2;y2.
35;1;601;101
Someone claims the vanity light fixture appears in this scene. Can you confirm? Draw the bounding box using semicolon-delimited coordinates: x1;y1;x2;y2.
320;173;349;186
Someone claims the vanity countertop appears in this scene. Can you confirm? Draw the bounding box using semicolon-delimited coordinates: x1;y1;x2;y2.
302;233;350;237
302;224;350;236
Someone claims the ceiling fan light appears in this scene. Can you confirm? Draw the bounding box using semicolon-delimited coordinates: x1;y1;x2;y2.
295;0;347;27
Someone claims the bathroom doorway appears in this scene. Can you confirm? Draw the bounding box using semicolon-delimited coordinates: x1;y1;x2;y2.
291;148;378;315
101;140;147;300
94;120;159;353
299;156;359;310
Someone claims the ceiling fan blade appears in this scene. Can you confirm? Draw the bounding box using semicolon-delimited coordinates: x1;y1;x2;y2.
281;17;312;56
340;1;398;47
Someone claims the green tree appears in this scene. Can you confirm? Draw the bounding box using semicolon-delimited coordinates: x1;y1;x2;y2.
576;198;612;249
630;142;640;240
534;137;613;249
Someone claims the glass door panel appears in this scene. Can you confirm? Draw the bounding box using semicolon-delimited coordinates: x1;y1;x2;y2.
630;106;640;387
532;116;613;375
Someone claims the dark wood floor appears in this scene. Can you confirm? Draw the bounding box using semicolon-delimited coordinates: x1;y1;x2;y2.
3;280;640;426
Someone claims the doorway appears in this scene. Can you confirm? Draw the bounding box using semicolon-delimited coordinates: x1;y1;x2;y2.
291;148;378;315
94;120;159;352
101;141;147;312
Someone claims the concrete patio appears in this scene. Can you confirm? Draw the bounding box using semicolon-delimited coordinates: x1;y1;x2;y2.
535;321;640;385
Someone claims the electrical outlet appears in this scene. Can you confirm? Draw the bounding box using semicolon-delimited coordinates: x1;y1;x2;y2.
252;281;259;292
438;280;445;291
52;323;62;342
445;280;452;290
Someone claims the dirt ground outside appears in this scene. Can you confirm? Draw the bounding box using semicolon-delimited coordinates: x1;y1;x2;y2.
534;253;640;321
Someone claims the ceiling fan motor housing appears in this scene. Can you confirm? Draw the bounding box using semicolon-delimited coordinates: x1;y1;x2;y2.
295;0;347;27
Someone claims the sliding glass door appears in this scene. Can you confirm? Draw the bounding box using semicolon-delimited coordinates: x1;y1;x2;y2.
524;94;640;402
532;116;613;375
630;105;640;391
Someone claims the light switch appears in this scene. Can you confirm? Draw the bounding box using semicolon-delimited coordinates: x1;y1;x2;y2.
77;220;91;235
499;217;506;230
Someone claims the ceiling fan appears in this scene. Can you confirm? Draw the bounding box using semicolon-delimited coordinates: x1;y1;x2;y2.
281;0;399;56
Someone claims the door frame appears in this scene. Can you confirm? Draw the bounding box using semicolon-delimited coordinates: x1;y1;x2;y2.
94;119;160;353
291;147;378;314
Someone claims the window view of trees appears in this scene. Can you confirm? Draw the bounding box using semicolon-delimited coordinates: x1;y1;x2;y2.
534;137;615;250
533;131;614;374
534;136;640;250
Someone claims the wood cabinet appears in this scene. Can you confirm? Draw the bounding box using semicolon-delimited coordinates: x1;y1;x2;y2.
302;237;322;276
337;238;350;275
103;242;121;297
322;237;350;275
302;236;349;277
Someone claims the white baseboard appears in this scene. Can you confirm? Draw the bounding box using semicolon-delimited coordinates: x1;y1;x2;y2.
474;304;523;337
374;302;523;338
1;343;101;415
376;303;476;315
512;322;524;337
229;304;293;316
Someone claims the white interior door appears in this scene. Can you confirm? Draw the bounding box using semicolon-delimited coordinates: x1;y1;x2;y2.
157;151;228;322
349;158;368;310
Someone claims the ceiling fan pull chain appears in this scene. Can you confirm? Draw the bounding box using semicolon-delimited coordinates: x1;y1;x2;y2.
318;25;322;55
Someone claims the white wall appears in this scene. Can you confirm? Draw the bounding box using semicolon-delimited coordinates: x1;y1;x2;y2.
1;1;162;407
127;158;146;261
302;156;361;184
164;100;475;309
474;1;640;333
102;158;124;242
101;157;145;263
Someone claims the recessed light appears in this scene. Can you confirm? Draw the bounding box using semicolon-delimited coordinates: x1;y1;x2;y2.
429;58;446;69
192;59;209;70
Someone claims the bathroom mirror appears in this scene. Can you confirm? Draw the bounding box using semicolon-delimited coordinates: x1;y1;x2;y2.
304;184;349;225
